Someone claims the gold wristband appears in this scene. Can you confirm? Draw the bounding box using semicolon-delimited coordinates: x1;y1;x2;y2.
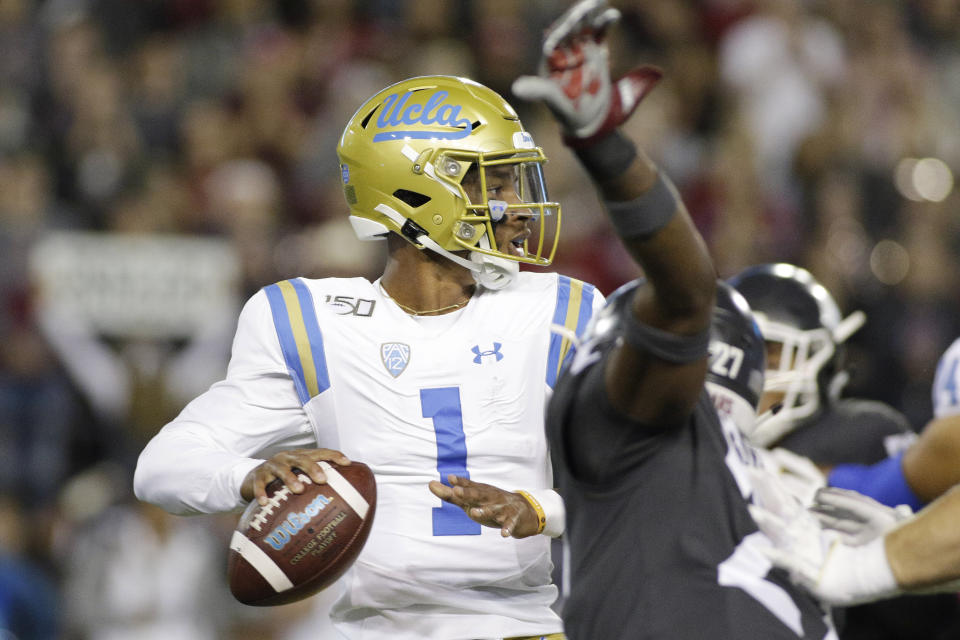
516;490;547;534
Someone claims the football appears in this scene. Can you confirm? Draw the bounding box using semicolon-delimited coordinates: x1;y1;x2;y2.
227;460;377;606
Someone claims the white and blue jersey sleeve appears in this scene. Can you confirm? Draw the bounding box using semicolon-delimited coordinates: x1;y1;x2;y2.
133;285;318;515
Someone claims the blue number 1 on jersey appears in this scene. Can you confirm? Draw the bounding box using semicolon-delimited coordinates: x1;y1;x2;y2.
421;387;481;536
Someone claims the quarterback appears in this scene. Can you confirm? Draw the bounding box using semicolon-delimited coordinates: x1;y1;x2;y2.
134;71;600;639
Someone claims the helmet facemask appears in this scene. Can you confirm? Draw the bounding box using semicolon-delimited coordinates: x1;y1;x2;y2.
454;152;559;288
727;262;867;447
750;316;836;447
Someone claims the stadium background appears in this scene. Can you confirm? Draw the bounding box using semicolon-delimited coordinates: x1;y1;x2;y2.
1;0;959;637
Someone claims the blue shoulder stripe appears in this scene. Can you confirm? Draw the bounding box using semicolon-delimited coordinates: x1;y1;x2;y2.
264;278;330;405
546;276;597;388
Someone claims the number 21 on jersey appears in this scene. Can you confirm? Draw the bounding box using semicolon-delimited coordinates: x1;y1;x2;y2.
421;387;481;536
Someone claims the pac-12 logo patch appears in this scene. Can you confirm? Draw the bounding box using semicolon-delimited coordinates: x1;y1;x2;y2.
381;343;410;377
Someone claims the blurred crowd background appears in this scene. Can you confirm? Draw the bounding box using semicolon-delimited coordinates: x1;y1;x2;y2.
1;0;959;637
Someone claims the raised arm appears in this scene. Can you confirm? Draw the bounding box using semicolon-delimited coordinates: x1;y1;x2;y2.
592;147;716;423
513;0;715;424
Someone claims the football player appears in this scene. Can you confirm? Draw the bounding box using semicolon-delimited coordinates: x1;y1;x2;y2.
509;2;837;638
544;281;836;638
727;263;915;463
130;0;727;636
134;72;600;638
730;264;960;638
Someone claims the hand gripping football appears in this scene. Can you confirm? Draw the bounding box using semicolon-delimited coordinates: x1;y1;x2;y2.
228;461;377;606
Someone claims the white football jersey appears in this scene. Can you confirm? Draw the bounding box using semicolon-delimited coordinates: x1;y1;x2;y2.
135;271;603;639
932;336;960;419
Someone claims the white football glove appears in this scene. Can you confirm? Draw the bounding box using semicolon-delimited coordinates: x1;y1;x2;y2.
748;477;903;607
512;0;662;144
750;504;901;606
810;487;913;546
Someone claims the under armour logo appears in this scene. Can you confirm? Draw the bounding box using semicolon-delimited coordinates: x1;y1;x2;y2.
472;343;503;364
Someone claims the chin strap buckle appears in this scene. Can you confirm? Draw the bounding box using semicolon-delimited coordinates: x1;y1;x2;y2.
400;218;429;246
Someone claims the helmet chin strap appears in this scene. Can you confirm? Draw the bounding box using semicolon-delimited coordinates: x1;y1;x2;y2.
373;203;519;289
470;235;519;290
374;203;479;272
373;203;518;290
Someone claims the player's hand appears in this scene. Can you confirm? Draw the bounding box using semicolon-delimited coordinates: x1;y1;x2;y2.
748;469;902;606
511;0;662;144
750;501;902;606
242;448;351;506
428;475;541;538
810;487;913;546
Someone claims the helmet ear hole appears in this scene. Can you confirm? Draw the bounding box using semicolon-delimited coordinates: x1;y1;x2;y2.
360;107;377;129
393;189;431;208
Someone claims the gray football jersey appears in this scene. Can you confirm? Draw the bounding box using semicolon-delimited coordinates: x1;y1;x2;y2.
546;337;835;640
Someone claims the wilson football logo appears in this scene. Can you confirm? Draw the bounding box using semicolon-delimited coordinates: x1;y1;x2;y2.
264;494;333;551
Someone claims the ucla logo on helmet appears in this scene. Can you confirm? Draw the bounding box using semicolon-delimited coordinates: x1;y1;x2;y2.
341;164;350;184
373;90;473;142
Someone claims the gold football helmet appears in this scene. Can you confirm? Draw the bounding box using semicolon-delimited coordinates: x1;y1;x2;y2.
337;76;560;288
